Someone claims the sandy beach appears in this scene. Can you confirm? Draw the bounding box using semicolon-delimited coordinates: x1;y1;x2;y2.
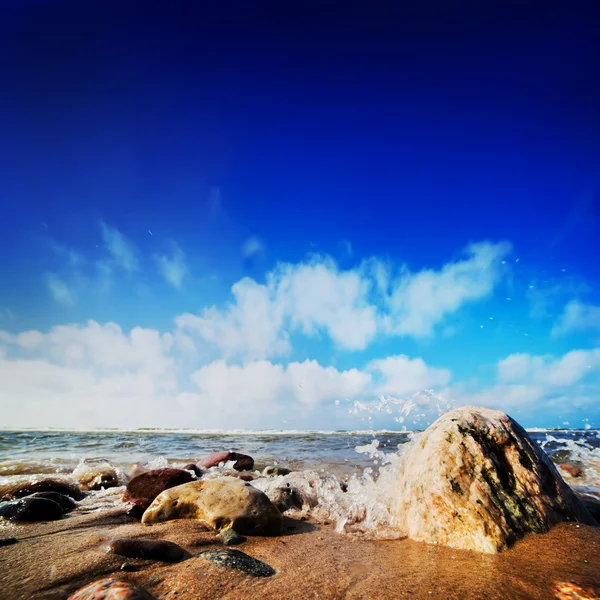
2;506;600;600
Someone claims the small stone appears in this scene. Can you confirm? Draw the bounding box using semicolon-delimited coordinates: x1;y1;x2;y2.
142;477;282;535
105;538;190;563
262;466;291;477
27;491;77;512
0;479;85;501
122;468;195;518
0;497;64;522
0;537;18;547
559;463;583;478
217;528;246;546
67;578;157;599
120;562;138;572
199;549;275;577
182;464;203;478
199;452;254;471
75;465;120;491
268;487;303;513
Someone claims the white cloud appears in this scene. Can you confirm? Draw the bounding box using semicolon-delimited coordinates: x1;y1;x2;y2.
368;355;451;395
44;273;74;305
155;242;188;289
552;300;600;337
100;221;139;273
383;241;512;337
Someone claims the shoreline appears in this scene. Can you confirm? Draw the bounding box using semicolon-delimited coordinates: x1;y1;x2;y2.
2;506;600;599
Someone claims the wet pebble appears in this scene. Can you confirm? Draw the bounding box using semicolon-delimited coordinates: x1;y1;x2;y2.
0;537;18;547
28;491;77;512
105;538;190;563
217;528;246;546
263;466;291;477
0;479;85;501
182;464;203;478
198;549;275;577
0;497;64;521
68;578;157;599
268;486;303;513
120;562;138;572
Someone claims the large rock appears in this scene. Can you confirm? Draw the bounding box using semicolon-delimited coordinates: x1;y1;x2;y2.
199;451;254;471
68;578;156;599
0;479;85;501
141;477;283;535
122;468;195;518
393;406;596;553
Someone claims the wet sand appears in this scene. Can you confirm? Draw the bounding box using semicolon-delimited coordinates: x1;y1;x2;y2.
1;508;599;600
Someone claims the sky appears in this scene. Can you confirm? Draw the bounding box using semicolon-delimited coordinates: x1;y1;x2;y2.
1;1;600;430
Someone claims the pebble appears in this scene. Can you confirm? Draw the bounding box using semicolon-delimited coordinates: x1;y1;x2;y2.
217;528;246;546
263;466;291;477
0;497;64;521
0;479;85;501
67;578;157;599
0;537;18;547
28;491;77;512
198;549;275;577
105;538;190;563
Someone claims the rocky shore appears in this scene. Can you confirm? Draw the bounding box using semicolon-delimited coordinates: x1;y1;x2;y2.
1;406;599;599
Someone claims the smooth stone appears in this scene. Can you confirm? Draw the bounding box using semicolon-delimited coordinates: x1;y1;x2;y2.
182;464;204;478
198;549;275;577
199;451;254;471
0;537;18;547
0;497;64;521
0;479;85;501
120;562;138;572
393;406;596;554
75;466;120;491
142;477;283;535
67;578;157;599
104;538;190;563
28;491;77;512
217;528;246;546
122;468;195;518
559;463;583;478
268;486;303;513
263;466;292;477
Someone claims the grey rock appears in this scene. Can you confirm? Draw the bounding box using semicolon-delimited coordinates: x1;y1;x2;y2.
217;528;246;546
198;549;275;577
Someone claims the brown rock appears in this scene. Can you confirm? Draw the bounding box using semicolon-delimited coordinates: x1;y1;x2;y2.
182;463;204;477
393;406;596;553
199;451;254;471
104;538;190;562
75;466;120;491
559;463;583;478
141;477;283;535
67;578;157;599
122;468;195;518
0;479;85;501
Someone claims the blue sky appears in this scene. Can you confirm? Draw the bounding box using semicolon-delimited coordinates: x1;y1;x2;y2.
1;1;599;429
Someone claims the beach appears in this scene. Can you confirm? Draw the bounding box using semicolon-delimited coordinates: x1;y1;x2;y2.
1;425;600;599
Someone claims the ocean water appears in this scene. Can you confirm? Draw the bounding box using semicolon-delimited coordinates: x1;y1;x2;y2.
1;427;599;534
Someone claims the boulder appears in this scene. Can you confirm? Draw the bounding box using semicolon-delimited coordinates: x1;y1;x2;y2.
0;479;85;501
141;477;283;535
393;406;596;553
0;497;64;521
67;578;156;600
122;468;195;518
199;451;254;471
104;538;189;563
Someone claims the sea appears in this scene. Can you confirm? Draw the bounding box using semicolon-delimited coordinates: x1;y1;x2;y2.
1;428;599;523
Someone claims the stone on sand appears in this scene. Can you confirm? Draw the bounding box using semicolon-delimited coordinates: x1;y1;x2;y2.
141;477;283;535
27;491;77;512
393;406;596;553
0;479;85;501
122;468;195;518
200;451;254;471
0;497;64;521
75;465;120;491
67;578;157;599
263;466;292;477
104;538;190;562
198;548;275;577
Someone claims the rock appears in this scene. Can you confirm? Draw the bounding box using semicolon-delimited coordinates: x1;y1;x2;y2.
104;538;190;563
0;497;64;521
393;406;596;553
199;451;254;471
577;495;600;523
267;487;303;513
198;549;275;577
142;477;283;535
553;581;600;600
75;465;120;491
182;464;203;478
559;463;583;478
120;562;138;572
217;528;246;546
67;578;157;599
0;479;85;501
0;537;18;547
128;463;151;480
263;466;291;477
122;468;195;518
27;491;77;512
